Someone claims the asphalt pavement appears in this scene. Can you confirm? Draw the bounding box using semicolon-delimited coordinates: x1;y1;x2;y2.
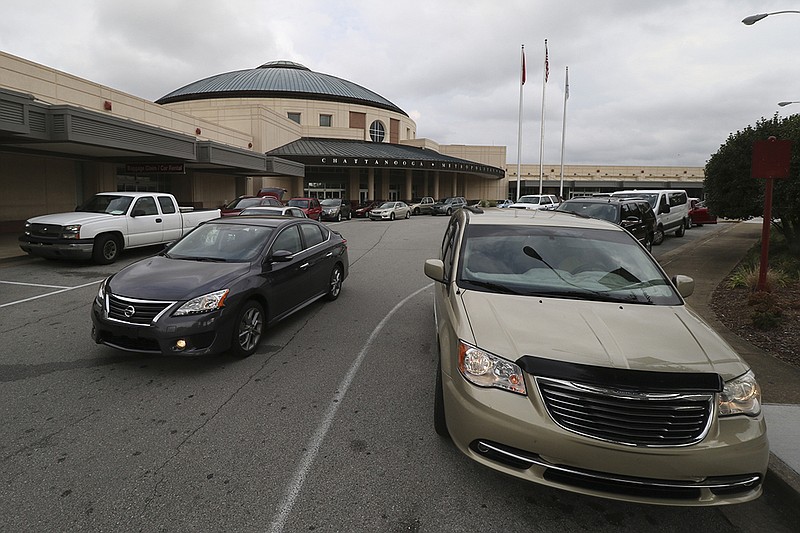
2;220;798;501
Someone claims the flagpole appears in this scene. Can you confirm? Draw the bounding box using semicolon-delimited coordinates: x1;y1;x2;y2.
538;39;548;196
559;66;569;200
516;44;525;201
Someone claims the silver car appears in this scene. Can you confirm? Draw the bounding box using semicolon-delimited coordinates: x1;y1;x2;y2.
424;208;767;506
368;201;411;221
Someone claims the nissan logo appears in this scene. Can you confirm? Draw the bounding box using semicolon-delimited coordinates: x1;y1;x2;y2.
124;305;136;318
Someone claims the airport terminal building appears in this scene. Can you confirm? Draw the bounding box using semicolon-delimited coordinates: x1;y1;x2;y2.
0;51;703;231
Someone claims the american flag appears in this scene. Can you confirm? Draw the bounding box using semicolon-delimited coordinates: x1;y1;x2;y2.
544;40;549;83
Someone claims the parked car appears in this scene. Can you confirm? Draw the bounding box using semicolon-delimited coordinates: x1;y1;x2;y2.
320;198;352;221
238;206;307;218
496;199;513;208
368;201;411;221
220;195;283;216
508;194;560;211
91;217;348;357
611;189;689;245
424;208;767;506
556;196;656;250
431;197;467;216
287;197;322;220
256;187;288;201
689;198;718;227
353;200;383;218
19;192;221;264
408;197;436;215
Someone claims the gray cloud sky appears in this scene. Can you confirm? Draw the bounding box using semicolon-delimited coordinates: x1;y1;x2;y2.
2;0;798;166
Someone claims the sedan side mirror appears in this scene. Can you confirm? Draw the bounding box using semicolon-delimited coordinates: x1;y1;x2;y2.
270;250;294;262
424;259;446;283
672;274;694;298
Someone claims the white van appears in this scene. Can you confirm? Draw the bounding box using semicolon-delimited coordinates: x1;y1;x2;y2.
611;189;689;245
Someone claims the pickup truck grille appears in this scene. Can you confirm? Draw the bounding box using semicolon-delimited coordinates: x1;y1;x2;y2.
107;294;174;326
27;223;65;239
536;377;714;447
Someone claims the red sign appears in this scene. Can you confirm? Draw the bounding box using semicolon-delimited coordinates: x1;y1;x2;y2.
751;138;792;179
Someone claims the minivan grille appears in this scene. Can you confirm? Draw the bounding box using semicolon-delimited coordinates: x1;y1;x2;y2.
536;377;713;447
107;294;174;326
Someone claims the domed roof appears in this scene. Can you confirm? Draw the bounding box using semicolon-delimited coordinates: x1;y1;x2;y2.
156;60;407;116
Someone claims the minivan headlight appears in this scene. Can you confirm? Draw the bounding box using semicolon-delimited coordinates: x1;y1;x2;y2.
458;341;526;395
174;289;229;316
719;370;761;417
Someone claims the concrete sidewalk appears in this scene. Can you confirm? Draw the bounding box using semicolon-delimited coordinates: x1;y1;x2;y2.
2;222;799;499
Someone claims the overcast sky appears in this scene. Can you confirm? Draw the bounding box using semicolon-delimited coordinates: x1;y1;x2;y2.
2;0;799;167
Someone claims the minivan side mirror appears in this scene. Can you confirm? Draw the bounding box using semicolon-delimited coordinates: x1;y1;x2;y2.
672;274;694;298
424;259;446;283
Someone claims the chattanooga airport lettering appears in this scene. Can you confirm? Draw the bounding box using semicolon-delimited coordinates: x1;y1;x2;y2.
319;157;499;175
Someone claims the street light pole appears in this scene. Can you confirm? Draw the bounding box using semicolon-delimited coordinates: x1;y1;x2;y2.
742;10;800;25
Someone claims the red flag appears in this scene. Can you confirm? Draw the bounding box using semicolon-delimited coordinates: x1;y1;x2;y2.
522;47;527;85
544;40;549;83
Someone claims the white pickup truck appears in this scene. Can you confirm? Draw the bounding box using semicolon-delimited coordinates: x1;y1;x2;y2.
19;192;221;264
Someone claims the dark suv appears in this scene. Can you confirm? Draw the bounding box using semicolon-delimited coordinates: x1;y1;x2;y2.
556;197;656;250
431;196;467;216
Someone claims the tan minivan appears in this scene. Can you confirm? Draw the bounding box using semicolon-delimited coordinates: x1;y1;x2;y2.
424;208;767;506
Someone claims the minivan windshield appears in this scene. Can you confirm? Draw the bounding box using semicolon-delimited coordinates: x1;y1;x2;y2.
457;224;681;305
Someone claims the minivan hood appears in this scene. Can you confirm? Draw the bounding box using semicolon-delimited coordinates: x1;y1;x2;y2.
460;290;748;381
109;255;250;300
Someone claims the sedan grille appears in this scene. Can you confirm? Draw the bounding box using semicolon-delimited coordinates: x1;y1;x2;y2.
536;377;714;447
106;294;175;326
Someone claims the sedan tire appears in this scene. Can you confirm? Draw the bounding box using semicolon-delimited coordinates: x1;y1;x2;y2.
230;300;264;358
405;211;410;219
325;264;344;301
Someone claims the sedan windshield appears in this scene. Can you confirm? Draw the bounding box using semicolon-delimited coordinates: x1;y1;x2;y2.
224;197;262;209
457;224;681;305
167;223;274;262
77;195;134;215
379;202;395;209
321;199;341;207
288;199;310;208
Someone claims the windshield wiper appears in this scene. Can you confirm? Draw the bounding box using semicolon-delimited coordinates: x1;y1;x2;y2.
463;279;522;295
188;256;227;262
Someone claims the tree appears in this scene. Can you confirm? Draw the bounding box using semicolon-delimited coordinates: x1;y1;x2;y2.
705;114;800;254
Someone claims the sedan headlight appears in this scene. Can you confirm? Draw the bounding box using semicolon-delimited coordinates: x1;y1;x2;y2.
95;277;110;306
719;370;761;417
63;224;81;239
458;340;526;395
174;289;229;316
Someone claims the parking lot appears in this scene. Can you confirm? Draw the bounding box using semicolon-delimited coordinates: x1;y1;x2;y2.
2;215;796;532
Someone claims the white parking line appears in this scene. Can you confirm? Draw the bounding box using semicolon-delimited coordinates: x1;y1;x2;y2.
0;280;103;308
268;283;433;533
0;280;72;289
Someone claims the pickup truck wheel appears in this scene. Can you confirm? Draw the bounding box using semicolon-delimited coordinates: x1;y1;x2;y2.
325;264;344;301
93;235;121;264
413;208;420;215
230;300;264;358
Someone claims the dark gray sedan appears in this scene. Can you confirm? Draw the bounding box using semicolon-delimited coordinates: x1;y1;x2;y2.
91;216;348;357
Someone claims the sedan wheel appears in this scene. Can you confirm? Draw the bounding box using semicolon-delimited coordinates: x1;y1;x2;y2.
390;213;395;221
230;300;264;358
337;212;342;222
644;233;653;252
405;210;410;219
326;264;344;301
